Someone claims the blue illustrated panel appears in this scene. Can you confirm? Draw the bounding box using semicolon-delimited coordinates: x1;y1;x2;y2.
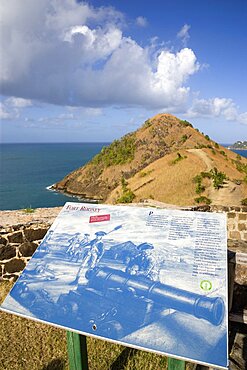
1;203;228;369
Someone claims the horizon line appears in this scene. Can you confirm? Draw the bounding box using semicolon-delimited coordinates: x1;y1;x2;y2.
0;141;111;144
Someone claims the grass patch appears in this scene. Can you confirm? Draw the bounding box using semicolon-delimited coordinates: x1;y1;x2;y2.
139;169;154;178
22;207;35;213
0;281;169;370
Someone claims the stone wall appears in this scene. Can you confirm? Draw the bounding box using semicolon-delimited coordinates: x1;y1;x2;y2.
227;212;247;241
0;223;50;281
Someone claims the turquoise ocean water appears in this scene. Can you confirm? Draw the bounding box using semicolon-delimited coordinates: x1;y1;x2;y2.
0;144;246;211
0;143;107;210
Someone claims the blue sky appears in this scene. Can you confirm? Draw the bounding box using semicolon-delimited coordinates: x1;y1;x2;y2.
0;0;246;143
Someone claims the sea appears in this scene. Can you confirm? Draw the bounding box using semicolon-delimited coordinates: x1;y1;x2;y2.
0;143;107;211
0;143;246;211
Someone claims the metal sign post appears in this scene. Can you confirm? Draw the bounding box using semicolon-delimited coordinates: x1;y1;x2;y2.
67;331;88;370
168;358;186;370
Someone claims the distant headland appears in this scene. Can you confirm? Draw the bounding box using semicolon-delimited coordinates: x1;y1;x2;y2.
228;141;247;150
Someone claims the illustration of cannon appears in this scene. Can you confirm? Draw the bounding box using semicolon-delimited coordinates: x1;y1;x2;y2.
56;267;225;339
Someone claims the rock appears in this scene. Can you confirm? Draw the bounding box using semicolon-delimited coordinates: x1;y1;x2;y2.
4;258;26;273
0;263;5;277
0;227;14;234
24;227;48;242
2;273;19;282
228;239;247;253
235;265;247;285
0;236;8;245
231;284;247;312
0;244;17;261
7;231;24;243
229;330;247;370
19;242;38;257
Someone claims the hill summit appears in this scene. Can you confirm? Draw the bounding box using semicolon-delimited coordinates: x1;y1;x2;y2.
54;114;247;206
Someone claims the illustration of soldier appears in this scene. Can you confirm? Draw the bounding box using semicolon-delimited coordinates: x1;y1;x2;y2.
69;233;90;262
126;242;159;281
23;262;56;281
70;231;106;285
66;232;81;258
70;225;122;285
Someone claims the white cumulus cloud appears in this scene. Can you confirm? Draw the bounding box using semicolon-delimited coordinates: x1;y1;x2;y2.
136;16;148;27
177;24;191;46
6;97;32;108
187;97;247;125
0;0;200;110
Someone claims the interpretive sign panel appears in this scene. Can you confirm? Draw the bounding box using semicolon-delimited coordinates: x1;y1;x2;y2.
1;203;228;368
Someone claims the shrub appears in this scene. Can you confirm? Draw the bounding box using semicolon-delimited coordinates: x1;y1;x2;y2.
193;174;203;183
210;167;227;189
180;120;193;128
235;161;247;174
219;150;227;157
236;154;241;160
241;198;247;206
171;152;187;165
116;177;136;203
193;174;205;194
181;134;188;143
116;189;135;203
143;119;152;128
215;143;219;148
200;171;212;179
194;196;212;205
196;184;205;194
204;135;210;141
195;143;207;149
92;134;136;167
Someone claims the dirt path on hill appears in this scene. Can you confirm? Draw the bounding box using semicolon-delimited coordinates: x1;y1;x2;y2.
188;148;214;170
187;149;242;206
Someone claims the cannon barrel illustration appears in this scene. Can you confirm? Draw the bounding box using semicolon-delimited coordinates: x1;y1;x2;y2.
87;267;225;326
